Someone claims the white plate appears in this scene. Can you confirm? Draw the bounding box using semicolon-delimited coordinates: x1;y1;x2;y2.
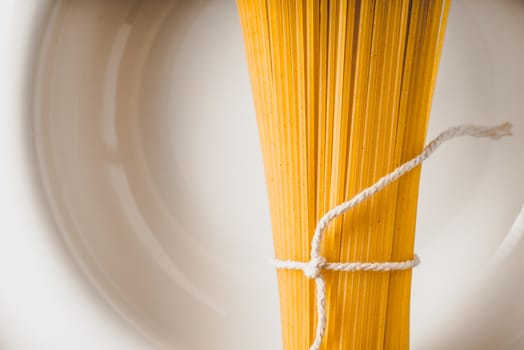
4;0;524;349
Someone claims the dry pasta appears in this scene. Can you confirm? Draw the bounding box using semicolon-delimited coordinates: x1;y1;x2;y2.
237;1;451;349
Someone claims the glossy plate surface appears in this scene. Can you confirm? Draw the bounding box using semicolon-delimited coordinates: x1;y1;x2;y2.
21;0;524;349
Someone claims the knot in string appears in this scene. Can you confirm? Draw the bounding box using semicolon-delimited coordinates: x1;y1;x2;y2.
304;256;326;279
270;123;512;350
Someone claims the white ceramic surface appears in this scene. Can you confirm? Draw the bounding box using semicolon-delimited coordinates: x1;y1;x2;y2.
1;0;524;349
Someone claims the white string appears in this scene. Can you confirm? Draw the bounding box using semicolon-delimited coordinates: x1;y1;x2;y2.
271;122;512;350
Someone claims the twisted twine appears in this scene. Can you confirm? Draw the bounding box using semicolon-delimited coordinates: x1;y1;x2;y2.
271;122;512;350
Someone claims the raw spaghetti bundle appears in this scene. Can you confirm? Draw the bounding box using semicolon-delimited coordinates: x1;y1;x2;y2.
237;1;450;349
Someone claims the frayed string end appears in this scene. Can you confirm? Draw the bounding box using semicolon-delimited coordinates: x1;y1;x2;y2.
479;121;513;139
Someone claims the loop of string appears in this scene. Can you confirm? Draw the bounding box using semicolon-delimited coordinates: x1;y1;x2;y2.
270;122;512;350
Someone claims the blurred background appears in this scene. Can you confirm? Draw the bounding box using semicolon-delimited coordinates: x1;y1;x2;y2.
0;0;523;349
